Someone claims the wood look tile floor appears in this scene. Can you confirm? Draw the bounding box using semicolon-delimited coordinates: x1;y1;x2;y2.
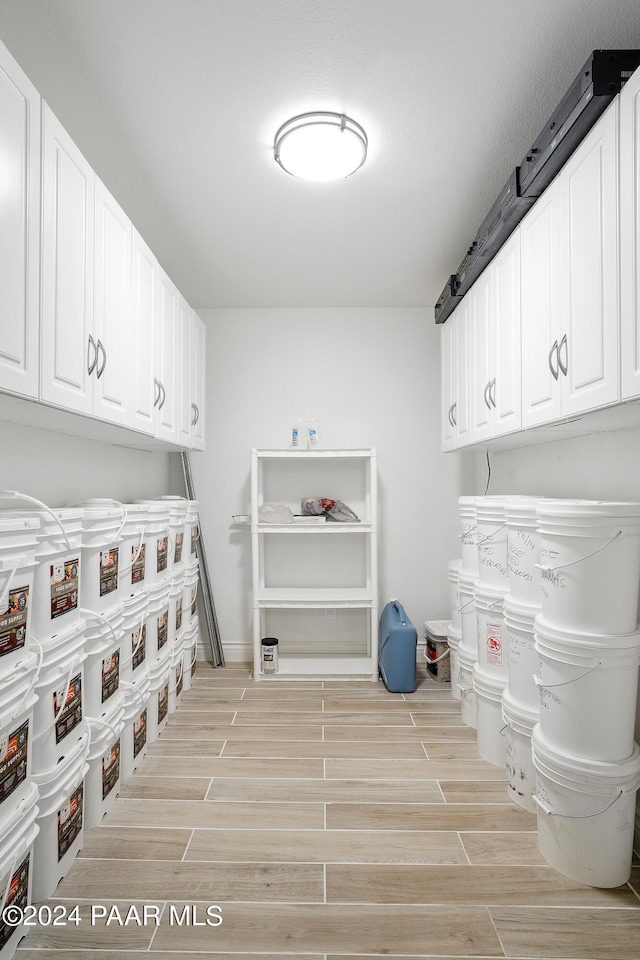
19;663;640;959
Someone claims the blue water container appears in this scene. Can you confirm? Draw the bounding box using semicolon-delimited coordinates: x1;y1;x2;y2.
379;600;417;693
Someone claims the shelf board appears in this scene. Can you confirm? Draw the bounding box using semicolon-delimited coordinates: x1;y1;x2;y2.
252;448;376;459
255;654;378;681
253;522;374;533
255;590;377;606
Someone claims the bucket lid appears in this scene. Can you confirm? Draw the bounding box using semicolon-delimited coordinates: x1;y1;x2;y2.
448;558;462;578
532;724;640;786
474;583;507;603
0;515;40;534
534;614;640;651
502;686;538;730
458;496;476;513
0;781;39;843
457;648;477;670
472;664;507;698
458;572;478;590
446;625;462;642
536;499;640;521
503;595;540;621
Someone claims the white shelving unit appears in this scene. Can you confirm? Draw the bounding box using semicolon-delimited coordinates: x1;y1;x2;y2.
251;448;378;680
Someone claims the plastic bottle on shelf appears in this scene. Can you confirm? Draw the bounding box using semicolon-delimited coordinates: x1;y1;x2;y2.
307;419;321;448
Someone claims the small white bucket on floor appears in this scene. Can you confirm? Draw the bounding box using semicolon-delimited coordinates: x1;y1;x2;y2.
168;633;185;714
457;648;477;729
85;695;125;829
118;503;149;599
0;781;39;960
475;584;507;680
532;725;640;887
534;617;640;762
119;589;148;684
448;558;463;634
32;621;86;773
473;664;507;767
457;571;478;660
133;501;170;585
502;686;538;813
447;625;462;700
145;574;171;661
74;500;126;615
82;604;124;720
0;515;39;671
119;671;150;780
505;496;542;606
182;620;198;693
536;499;640;634
31;733;89;902
504;595;540;713
458;497;478;577
146;655;170;744
169;562;185;645
475;496;509;591
0;652;38;831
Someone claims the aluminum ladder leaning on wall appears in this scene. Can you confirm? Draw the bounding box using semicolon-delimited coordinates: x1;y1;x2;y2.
180;451;225;667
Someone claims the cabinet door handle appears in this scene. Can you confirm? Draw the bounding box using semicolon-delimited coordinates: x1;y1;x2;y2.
558;333;568;377
490;378;497;408
451;402;457;427
484;381;492;409
158;381;166;410
447;403;454;427
96;339;107;379
548;340;559;381
87;334;97;376
191;402;200;426
153;378;160;408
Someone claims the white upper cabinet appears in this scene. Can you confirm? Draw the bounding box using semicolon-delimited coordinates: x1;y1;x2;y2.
440;297;471;450
177;293;194;448
93;177;132;425
156;268;179;444
559;98;619;416
0;42;40;399
621;65;640;400
130;229;158;435
41;102;95;415
469;268;493;443
191;313;206;450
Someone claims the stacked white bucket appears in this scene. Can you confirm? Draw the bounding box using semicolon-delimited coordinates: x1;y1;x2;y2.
0;513;40;959
454;497;479;728
532;500;640;888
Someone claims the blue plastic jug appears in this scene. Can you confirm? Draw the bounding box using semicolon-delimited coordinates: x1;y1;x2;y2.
379;599;417;693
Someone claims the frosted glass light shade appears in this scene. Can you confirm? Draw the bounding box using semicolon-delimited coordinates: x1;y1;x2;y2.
274;112;367;181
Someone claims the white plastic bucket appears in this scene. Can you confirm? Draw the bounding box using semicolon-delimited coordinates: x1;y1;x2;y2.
506;496;542;606
168;633;185;714
31;733;89;902
147;655;170;744
534;617;640;762
0;515;39;671
458;497;478;577
118;503;149;598
145;575;171;661
83;604;124;721
536;499;640;634
182;620;198;693
448;558;463;634
475;584;507;680
532;724;640;887
447;626;462;701
75;500;125;615
120;589;148;684
473;664;507;767
120;671;150;781
155;496;189;569
502;686;538;813
457;648;477;729
0;653;38;831
183;560;199;628
185;500;199;562
504;595;540;713
457;572;478;660
0;781;39;958
475;496;509;590
169;563;185;645
85;695;125;829
133;501;170;585
32;621;86;773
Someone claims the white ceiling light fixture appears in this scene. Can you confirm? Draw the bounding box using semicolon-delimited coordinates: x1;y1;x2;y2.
274;111;368;182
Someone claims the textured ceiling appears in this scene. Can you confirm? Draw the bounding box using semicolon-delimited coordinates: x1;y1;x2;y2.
1;0;639;311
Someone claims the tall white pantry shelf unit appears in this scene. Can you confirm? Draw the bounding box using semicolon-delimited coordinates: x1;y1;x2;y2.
251;448;378;680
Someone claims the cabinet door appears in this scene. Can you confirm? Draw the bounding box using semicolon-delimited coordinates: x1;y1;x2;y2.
130;229;157;435
469;269;493;444
559;99;619;416
520;179;562;428
156;268;178;443
177;294;194;447
0;42;40;399
452;296;471;446
492;229;521;436
41;103;94;414
621;65;640;400
93;177;131;425
440;308;456;451
191;313;206;450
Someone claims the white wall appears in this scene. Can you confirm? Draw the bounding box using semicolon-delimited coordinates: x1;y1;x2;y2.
189;307;473;663
0;421;175;505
